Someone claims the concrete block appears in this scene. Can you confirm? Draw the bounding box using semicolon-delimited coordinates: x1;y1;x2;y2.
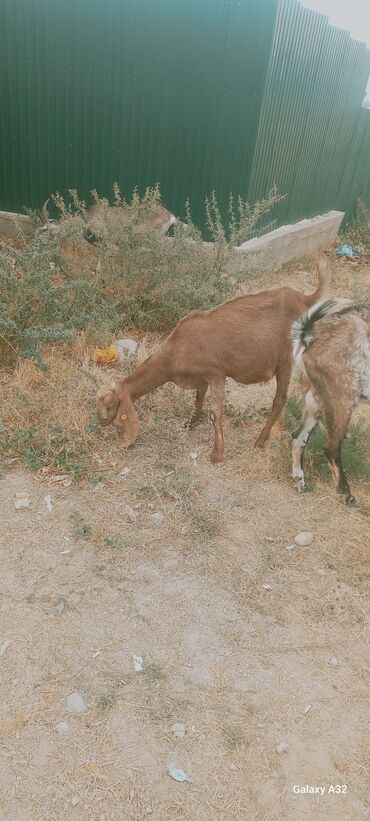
0;210;34;237
235;210;344;268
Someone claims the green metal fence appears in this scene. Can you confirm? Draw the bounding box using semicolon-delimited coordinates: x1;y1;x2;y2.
1;0;370;231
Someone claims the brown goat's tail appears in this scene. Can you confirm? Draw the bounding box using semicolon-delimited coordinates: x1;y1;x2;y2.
304;253;330;307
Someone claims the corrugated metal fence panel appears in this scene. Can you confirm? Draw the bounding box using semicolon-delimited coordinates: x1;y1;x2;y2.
0;0;277;226
248;0;370;226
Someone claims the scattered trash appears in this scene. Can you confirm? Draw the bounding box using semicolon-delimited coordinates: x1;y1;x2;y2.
167;764;192;783
336;243;363;258
333;759;347;774
0;640;11;657
114;338;138;359
66;691;87;715
125;505;137;523
56;721;70;733
55;600;65;616
276;741;289;754
133;655;143;672
190;452;198;461
151;511;164;526
171;723;186;738
303;704;313;715
14;492;30;510
261;583;272;591
285;544;295;551
93;338;138;365
44;493;53;512
330;655;339;667
294;531;314;546
93;344;118;365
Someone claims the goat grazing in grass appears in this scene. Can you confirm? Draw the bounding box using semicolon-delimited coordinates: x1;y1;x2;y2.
291;299;370;504
97;254;330;463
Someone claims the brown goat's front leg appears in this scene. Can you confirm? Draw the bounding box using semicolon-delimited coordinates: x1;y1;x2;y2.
209;379;225;464
188;383;208;429
255;365;291;448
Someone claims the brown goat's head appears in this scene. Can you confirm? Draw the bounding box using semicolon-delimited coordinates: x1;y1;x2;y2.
96;382;140;444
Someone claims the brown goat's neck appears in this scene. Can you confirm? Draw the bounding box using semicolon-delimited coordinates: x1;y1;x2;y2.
124;354;169;401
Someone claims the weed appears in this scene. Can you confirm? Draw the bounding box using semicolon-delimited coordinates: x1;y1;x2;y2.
97;691;117;710
104;534;125;549
70;510;92;538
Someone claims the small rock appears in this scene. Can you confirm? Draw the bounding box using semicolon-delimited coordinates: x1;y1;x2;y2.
14;492;30;510
171;723;186;738
190;452;198;461
114;338;138;359
276;741;289;754
133;655;143;672
294;531;314;546
44;493;53;512
330;655;339;667
66;691;87;716
125;505;137;523
71;796;80;807
303;704;313;715
261;583;272;591
56;721;70;733
229;763;238;771
55;600;65;616
151;511;164;526
0;640;11;657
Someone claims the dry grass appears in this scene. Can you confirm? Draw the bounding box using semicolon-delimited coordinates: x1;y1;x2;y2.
0;251;369;820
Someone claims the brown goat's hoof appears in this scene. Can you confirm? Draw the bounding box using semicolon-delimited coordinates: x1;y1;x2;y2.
254;435;267;449
211;452;224;465
346;495;357;506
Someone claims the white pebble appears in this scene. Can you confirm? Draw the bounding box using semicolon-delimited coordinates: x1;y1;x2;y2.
66;691;87;715
294;531;314;546
44;493;53;512
0;640;11;657
261;583;272;591
14;492;30;510
190;452;198;461
330;655;339;667
276;741;289;754
171;723;186;738
56;721;70;733
151;511;164;525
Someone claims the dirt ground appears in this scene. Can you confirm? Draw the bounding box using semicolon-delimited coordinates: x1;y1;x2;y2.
0;255;369;820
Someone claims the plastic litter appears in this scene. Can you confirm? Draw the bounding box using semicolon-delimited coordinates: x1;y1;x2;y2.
0;640;11;657
336;243;363;257
133;655;143;672
93;344;118;365
276;741;289;754
44;493;53;512
167;764;192;783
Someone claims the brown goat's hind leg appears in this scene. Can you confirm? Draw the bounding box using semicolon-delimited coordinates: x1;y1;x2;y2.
255;366;290;448
188;383;208;429
209;379;225;464
325;443;356;505
292;390;320;492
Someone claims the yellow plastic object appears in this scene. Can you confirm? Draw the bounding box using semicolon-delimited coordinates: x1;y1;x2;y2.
93;344;118;364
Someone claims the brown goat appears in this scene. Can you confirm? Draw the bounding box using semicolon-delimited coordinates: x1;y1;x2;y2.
291;299;370;504
97;254;330;462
